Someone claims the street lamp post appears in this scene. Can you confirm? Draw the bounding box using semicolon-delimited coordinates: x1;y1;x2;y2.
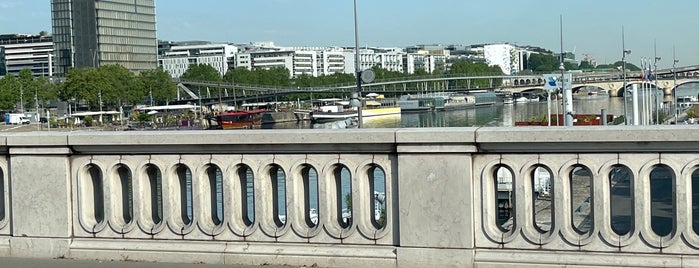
621;26;631;125
654;56;660;125
353;0;363;128
673;47;679;124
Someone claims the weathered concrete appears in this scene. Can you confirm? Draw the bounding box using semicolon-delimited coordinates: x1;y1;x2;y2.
0;127;698;267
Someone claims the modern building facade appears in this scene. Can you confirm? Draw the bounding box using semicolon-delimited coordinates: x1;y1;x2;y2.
483;44;520;75
0;34;54;77
159;43;238;79
51;0;157;77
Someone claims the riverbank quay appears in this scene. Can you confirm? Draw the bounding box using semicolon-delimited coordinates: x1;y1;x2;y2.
1;127;699;267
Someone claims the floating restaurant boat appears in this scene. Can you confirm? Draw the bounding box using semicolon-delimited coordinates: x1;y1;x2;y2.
398;92;496;112
214;109;266;129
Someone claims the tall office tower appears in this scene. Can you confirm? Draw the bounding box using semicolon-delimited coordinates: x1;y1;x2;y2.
51;0;157;77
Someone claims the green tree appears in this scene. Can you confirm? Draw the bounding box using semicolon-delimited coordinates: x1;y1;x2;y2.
579;60;594;70
527;53;560;72
181;64;222;98
0;74;20;110
139;68;177;105
97;65;138;108
181;64;222;82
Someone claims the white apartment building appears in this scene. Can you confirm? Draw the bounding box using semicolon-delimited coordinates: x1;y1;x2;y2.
483;44;520;75
293;50;317;77
235;50;294;77
159;43;237;78
403;54;446;74
342;49;404;74
318;50;346;75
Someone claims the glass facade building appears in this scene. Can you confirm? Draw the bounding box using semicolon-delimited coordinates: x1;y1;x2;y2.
51;0;157;77
0;34;54;77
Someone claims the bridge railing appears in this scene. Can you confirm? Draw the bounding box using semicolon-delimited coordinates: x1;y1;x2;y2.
3;127;699;267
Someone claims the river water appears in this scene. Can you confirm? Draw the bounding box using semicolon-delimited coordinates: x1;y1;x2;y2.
264;96;630;129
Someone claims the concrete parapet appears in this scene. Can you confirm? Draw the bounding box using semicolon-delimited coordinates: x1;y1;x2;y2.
0;127;697;267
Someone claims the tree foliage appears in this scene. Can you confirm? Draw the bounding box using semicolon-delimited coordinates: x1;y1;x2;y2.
139;68;177;105
181;64;222;82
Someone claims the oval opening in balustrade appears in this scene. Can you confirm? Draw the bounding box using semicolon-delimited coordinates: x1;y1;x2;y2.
145;164;163;225
206;164;224;226
531;165;553;233
86;164;105;226
610;164;634;236
176;164;193;226
369;165;386;230
238;165;255;226
692;168;699;235
334;165;352;229
269;164;287;228
301;165;319;228
649;165;675;237
570;165;593;234
116;165;133;225
0;169;4;222
494;165;514;232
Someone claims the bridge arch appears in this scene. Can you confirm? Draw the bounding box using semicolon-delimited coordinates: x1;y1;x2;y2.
674;81;699;97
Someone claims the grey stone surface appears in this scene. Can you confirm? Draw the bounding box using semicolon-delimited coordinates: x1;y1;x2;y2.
10;154;72;238
1;128;699;267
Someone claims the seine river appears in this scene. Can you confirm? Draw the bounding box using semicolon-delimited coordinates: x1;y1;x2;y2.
260;81;699;129
263;96;629;129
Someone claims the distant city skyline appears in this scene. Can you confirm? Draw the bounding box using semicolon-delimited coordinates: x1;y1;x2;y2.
2;0;698;69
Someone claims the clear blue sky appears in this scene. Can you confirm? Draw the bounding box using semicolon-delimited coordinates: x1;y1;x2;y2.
1;0;697;68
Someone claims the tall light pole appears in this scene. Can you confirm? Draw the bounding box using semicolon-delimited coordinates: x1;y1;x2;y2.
673;47;679;124
650;54;660;125
621;26;631;125
353;0;363;128
559;15;573;126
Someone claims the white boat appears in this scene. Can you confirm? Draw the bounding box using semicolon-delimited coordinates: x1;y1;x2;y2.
311;105;358;123
503;95;514;105
515;97;529;103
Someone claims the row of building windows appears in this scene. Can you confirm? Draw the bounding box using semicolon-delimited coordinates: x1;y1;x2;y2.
96;11;156;23
98;47;156;56
97;20;157;31
98;36;156;47
97;28;156;39
96;1;155;14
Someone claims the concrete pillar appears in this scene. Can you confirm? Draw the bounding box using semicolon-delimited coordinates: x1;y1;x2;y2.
8;135;72;258
395;130;477;267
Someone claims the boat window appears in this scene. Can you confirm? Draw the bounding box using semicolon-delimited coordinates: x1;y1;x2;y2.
238;165;255;226
369;165;386;229
302;165;319;228
87;164;105;226
176;165;193;226
270;165;287;227
610;165;634;236
650;165;674;237
570;165;593;234
494;165;514;232
146;164;163;225
531;165;553;233
116;165;133;225
335;165;352;228
207;164;224;226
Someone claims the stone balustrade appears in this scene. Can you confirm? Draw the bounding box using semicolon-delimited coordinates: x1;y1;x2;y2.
1;127;699;267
